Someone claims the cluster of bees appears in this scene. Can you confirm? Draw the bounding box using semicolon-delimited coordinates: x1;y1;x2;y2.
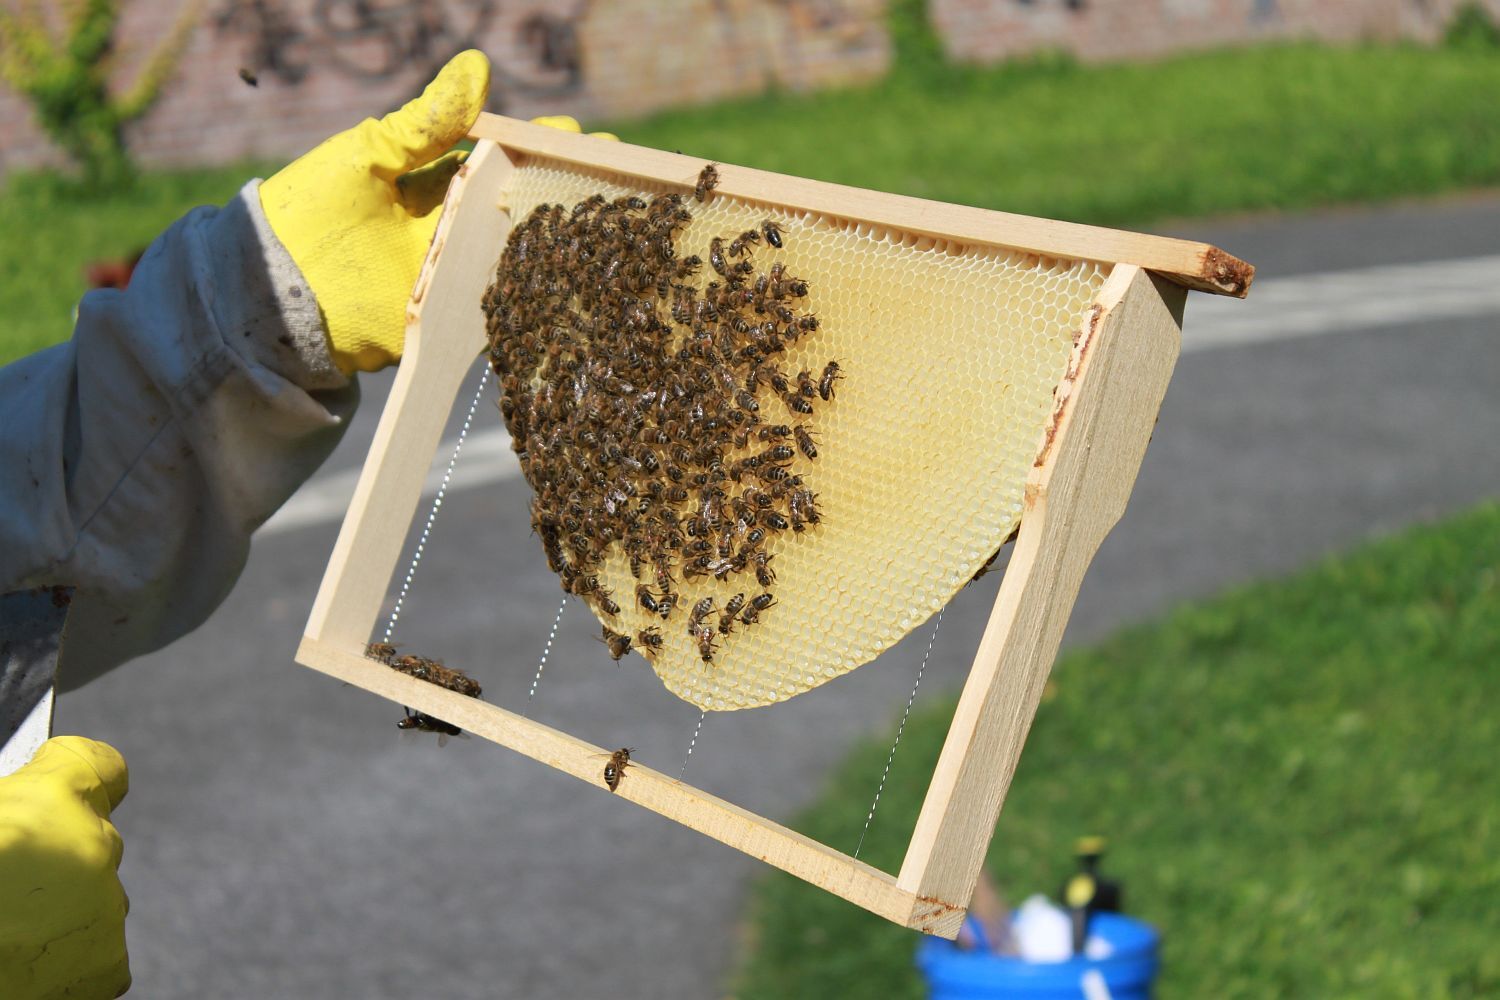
482;164;840;666
366;642;482;736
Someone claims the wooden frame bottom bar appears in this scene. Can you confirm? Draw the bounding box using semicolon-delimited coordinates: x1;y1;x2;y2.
296;636;966;938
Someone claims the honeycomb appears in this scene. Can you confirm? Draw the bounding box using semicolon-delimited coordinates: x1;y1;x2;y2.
494;155;1107;711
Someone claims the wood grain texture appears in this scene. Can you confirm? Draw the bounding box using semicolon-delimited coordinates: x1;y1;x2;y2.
294;130;1219;935
468;113;1252;297
303;141;514;648
896;265;1185;905
297;636;966;937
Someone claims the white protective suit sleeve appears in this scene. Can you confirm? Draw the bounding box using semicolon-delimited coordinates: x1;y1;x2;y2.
0;181;360;690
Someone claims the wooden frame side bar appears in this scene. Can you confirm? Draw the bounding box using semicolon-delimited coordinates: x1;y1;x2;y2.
303;141;515;649
296;636;966;938
468;114;1252;298
896;265;1186;905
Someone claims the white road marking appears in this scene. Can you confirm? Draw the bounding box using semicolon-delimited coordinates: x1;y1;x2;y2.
1184;253;1500;351
263;254;1500;536
262;425;521;536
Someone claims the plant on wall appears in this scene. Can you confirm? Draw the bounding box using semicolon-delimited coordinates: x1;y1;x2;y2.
0;0;200;190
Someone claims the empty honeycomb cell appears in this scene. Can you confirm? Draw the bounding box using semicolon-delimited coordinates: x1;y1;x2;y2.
495;155;1106;710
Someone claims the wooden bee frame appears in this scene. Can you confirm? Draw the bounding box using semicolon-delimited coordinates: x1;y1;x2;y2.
295;115;1252;937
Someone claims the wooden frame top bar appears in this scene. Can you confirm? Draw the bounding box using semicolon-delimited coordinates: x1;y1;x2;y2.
469;113;1254;298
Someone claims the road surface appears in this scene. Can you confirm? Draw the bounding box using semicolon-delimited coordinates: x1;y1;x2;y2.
58;193;1500;999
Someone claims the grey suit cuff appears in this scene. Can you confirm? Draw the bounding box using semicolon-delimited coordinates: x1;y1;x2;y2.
211;180;347;392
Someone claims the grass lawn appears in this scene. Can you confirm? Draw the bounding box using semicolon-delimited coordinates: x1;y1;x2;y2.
0;166;271;365
4;40;1500;366
735;502;1500;998
614;40;1500;226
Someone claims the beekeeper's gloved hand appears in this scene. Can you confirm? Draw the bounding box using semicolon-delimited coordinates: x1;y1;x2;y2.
259;49;490;375
261;51;618;375
0;737;130;1000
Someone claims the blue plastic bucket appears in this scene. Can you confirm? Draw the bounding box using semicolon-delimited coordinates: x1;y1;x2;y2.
915;913;1160;1000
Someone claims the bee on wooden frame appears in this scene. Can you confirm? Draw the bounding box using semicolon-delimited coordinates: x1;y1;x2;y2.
396;711;463;746
694;163;720;202
365;641;399;664
603;747;634;792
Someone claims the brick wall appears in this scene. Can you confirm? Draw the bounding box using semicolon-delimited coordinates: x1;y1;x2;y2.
0;0;890;175
1;0;1494;176
929;0;1500;64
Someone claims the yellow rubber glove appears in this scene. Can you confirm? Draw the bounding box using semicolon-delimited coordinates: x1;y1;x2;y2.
262;50;620;375
0;737;130;1000
260;50;491;374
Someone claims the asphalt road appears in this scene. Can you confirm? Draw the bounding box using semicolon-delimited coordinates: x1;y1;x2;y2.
59;194;1500;999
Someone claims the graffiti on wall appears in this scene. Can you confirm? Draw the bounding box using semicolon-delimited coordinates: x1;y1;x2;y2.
1009;0;1089;9
214;0;587;108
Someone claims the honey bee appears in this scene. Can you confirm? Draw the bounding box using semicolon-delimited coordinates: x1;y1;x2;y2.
637;583;661;614
751;550;776;586
719;593;746;635
695;626;718;663
761;219;783;248
603;746;633;792
793;425;817;459
386;652;483;698
758;465;791;483
695;163;720;202
796;369;818;399
818;361;842;401
790;487;820;526
599;625;633;660
781;391;814;415
636;626;664;655
740;592;777;626
365;641;399;664
761;444;795;463
709;237;729;278
396;711;461;738
728;229;761;257
688;596;717;632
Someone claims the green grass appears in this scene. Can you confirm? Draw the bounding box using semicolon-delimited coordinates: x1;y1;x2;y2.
735;503;1500;999
611;42;1500;227
6;40;1500;366
0;166;271;365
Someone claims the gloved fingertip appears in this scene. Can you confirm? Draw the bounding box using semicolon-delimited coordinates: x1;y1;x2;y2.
436;48;491;132
532;115;582;133
47;736;129;812
378;49;491;174
589;131;621;143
